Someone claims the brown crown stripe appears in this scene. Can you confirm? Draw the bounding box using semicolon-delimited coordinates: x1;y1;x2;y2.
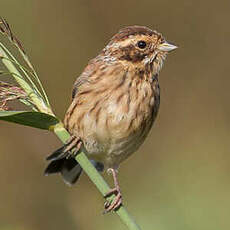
110;26;156;42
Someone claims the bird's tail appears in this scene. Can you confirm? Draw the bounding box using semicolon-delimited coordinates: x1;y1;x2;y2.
44;137;104;185
44;137;82;186
44;157;82;186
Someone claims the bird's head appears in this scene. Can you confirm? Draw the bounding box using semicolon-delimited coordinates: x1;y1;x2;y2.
104;26;177;75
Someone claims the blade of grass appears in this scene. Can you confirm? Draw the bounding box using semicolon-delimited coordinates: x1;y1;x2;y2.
0;55;50;108
0;43;44;102
0;111;59;129
1;56;41;81
0;43;52;114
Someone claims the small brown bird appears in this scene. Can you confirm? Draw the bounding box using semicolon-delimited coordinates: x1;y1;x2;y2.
45;26;177;212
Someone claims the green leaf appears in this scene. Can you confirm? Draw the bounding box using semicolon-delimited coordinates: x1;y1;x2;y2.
0;111;59;130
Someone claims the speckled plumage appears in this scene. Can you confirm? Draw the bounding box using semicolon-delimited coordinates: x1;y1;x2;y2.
64;58;160;169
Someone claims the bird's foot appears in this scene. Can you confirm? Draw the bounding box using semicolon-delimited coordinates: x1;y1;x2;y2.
103;168;122;213
64;136;82;155
104;187;122;213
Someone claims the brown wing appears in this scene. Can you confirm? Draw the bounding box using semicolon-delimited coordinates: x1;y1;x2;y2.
71;57;106;99
64;58;124;132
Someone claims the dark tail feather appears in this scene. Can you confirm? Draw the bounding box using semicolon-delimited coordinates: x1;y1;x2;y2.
44;137;104;185
45;138;82;185
44;158;64;174
60;158;82;185
46;145;70;161
46;136;81;161
44;157;82;185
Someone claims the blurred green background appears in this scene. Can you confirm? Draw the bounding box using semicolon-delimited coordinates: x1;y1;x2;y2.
1;0;230;229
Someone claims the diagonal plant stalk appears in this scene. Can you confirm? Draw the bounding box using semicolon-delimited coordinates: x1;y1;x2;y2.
0;18;141;230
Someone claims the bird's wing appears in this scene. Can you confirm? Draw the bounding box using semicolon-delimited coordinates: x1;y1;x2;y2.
71;58;104;99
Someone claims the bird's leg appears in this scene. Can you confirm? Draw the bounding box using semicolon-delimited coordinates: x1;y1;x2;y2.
104;168;122;213
64;136;81;152
64;136;82;158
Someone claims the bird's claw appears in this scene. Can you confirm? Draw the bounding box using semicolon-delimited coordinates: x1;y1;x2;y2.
103;187;122;213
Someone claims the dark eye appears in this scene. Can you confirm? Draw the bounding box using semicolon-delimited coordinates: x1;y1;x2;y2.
137;40;147;49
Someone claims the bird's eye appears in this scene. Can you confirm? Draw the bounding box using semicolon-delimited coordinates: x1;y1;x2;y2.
137;40;147;49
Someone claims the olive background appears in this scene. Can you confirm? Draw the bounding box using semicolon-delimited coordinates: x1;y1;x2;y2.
0;0;230;229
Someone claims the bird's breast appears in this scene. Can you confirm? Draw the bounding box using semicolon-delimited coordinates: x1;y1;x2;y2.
65;68;160;168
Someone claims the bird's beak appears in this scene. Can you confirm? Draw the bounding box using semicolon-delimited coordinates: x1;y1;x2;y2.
158;41;178;52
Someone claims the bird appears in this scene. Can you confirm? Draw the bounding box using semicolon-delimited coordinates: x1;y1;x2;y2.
44;25;177;212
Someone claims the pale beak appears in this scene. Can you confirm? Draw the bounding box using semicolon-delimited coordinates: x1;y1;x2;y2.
158;41;178;52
